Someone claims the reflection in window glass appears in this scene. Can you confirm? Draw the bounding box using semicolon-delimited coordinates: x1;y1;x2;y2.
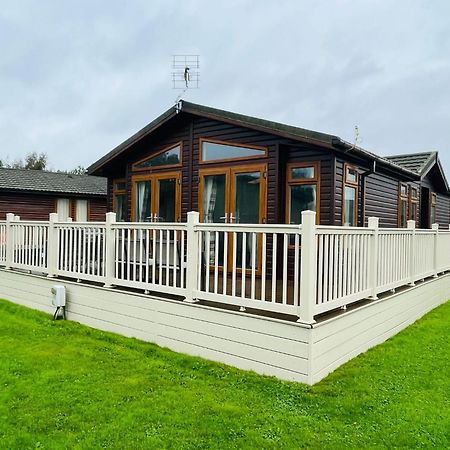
400;199;407;227
135;181;151;221
347;168;358;183
291;166;315;180
158;178;176;222
410;202;417;222
115;194;126;222
344;186;356;226
431;206;436;225
134;145;181;169
289;185;316;224
202;142;265;161
203;175;226;223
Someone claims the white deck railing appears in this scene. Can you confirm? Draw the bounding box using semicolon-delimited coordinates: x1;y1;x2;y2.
1;212;449;323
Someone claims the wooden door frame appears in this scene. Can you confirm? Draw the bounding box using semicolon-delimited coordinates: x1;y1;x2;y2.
131;171;181;222
229;163;267;224
198;162;267;274
198;166;230;223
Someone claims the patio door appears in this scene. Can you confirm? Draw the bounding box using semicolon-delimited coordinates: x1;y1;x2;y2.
132;172;181;222
199;164;266;270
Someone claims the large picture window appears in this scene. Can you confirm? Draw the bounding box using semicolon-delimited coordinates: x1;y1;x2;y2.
286;162;319;226
201;139;266;163
133;143;181;171
343;164;358;226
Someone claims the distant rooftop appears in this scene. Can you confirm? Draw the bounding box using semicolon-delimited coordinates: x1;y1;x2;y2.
0;167;107;196
385;152;437;176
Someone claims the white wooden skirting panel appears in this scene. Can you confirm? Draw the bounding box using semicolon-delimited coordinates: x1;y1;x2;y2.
310;274;450;384
0;269;310;383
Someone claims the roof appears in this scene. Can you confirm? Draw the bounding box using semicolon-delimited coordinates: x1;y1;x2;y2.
88;100;419;179
0;168;107;197
385;151;449;192
385;152;437;175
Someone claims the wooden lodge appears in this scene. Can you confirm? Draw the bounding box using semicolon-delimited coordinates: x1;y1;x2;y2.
88;101;450;229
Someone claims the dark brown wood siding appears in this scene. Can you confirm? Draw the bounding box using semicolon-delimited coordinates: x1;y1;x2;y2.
421;174;450;228
97;110;450;229
364;172;399;228
88;198;107;221
0;192;107;221
0;193;56;220
109;113;336;225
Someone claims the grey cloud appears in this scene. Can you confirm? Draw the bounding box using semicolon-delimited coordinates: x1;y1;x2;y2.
0;0;449;176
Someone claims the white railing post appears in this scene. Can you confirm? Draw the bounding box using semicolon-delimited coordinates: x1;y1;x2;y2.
299;210;317;324
367;217;379;299
104;212;116;288
185;211;200;303
407;220;416;286
47;213;59;278
5;213;14;270
432;223;439;278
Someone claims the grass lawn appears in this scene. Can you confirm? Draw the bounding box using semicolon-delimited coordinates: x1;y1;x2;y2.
0;299;449;450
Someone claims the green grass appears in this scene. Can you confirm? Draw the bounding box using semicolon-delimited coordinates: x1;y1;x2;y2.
0;300;449;450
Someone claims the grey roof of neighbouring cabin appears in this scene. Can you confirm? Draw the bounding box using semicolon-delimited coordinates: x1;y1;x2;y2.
0;168;107;197
384;151;438;176
88;100;420;179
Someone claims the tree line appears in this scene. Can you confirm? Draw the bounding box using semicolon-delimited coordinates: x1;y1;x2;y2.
0;152;86;174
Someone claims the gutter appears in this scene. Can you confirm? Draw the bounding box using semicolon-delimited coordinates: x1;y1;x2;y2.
331;138;420;181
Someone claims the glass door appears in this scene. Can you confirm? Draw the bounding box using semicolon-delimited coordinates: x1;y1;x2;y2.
199;164;266;271
133;172;180;222
230;166;265;269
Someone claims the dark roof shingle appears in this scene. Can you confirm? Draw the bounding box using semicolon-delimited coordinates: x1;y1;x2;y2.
385;152;437;175
0;168;107;196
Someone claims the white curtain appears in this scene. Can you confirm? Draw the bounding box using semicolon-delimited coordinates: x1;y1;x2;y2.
137;182;150;221
203;177;217;223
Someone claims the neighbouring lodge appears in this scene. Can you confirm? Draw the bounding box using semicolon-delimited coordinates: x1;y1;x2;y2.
0;168;107;221
88;101;450;229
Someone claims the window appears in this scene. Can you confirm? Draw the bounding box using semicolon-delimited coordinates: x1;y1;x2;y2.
398;183;409;227
409;186;419;224
135;180;151;221
343;165;358;226
286;162;319;227
133;143;181;170
431;193;437;225
56;199;70;221
75;200;88;222
113;179;127;222
201;139;266;162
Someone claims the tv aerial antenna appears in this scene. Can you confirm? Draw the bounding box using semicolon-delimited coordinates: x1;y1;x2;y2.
346;125;362;152
172;55;200;111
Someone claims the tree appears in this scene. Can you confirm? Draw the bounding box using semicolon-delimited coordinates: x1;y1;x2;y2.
1;152;48;170
68;166;87;175
22;152;47;170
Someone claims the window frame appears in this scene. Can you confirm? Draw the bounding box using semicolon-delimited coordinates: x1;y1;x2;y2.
430;192;437;225
398;182;409;227
285;161;320;228
199;138;267;164
132;142;183;172
112;178;127;222
342;164;359;226
409;185;419;224
131;171;181;222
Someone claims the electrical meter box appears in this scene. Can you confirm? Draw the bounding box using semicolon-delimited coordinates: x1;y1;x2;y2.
51;285;66;307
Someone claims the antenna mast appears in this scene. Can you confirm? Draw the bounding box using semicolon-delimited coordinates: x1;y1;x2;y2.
172;55;200;109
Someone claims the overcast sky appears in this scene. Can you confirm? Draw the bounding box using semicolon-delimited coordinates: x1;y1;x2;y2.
1;0;449;175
